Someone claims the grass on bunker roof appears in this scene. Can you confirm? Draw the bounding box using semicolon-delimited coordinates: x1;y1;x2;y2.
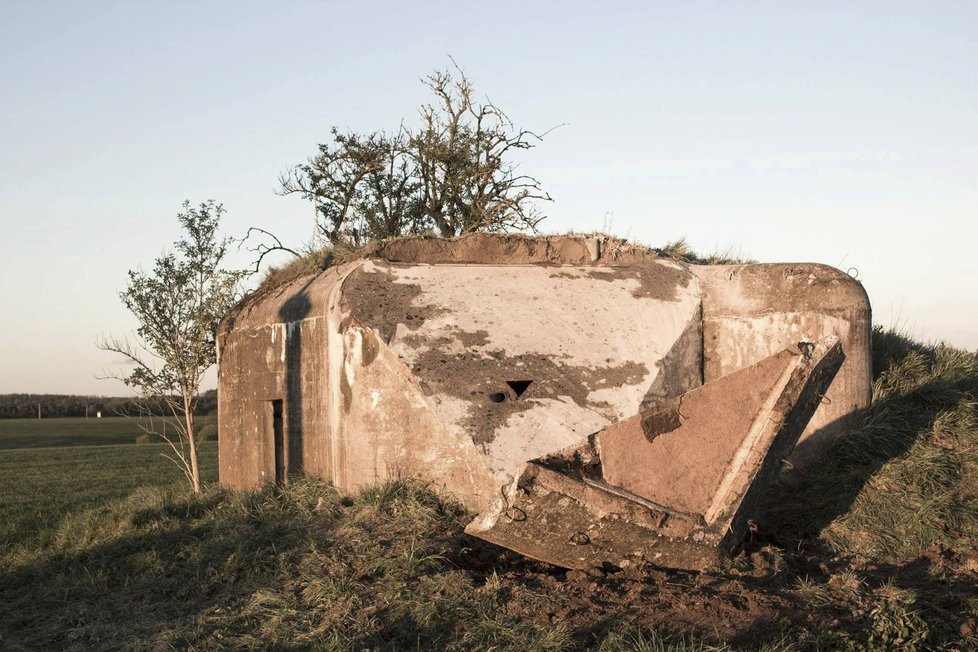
1;327;977;650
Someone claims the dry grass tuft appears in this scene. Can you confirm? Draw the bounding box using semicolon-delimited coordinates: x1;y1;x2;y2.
657;238;756;265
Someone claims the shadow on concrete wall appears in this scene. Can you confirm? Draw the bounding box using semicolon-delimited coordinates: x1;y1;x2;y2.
640;312;703;411
278;279;314;480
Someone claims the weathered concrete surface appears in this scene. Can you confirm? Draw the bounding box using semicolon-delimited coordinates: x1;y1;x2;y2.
465;337;845;570
344;259;702;483
217;263;498;508
218;234;870;521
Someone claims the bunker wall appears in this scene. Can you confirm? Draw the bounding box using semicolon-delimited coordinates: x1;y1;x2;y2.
218;263;499;508
218;235;874;507
343;259;705;485
217;270;345;489
337;322;497;509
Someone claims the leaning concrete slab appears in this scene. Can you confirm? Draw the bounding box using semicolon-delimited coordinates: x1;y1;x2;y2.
465;337;844;570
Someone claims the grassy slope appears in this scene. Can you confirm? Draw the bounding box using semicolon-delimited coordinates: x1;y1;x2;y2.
0;415;215;450
2;477;781;651
0;328;976;650
779;329;978;559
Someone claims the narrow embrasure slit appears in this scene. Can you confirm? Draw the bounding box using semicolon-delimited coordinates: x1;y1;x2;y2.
506;380;533;398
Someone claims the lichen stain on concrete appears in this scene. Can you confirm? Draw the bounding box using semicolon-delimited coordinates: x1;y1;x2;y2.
398;328;491;352
641;313;703;410
640;401;683;442
360;329;380;366
339;327;376;413
456;329;491;348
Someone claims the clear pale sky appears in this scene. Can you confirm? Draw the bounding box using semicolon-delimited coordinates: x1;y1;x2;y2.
1;1;975;395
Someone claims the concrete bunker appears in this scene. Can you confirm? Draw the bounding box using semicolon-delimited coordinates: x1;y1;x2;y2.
217;233;871;568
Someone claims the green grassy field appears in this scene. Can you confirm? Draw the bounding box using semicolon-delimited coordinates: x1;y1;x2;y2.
0;415;215;450
0;442;217;551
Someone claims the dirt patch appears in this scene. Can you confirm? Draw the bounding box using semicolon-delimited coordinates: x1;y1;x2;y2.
377;233;589;265
375;233;669;267
452;537;801;648
451;528;978;649
548;264;692;302
541;565;792;645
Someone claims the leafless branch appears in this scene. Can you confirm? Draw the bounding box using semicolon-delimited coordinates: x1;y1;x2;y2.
238;227;301;274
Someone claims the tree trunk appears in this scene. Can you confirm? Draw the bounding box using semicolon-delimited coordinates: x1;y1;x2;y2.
183;394;201;494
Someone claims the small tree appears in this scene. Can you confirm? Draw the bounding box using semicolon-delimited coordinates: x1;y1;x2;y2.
281;126;420;249
99;200;245;493
412;66;551;237
279;62;554;248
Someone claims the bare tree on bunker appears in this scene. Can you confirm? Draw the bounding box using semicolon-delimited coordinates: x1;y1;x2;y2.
274;61;556;253
99;201;245;493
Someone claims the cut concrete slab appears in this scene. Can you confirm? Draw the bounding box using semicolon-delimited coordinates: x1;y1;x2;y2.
465;337;845;570
598;349;798;518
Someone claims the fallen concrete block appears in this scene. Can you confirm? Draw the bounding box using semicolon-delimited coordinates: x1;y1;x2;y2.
465;337;844;570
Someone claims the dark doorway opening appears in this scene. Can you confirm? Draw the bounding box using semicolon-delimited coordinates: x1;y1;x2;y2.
272;399;285;484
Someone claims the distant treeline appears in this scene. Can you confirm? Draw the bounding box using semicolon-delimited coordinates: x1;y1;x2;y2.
0;390;218;419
